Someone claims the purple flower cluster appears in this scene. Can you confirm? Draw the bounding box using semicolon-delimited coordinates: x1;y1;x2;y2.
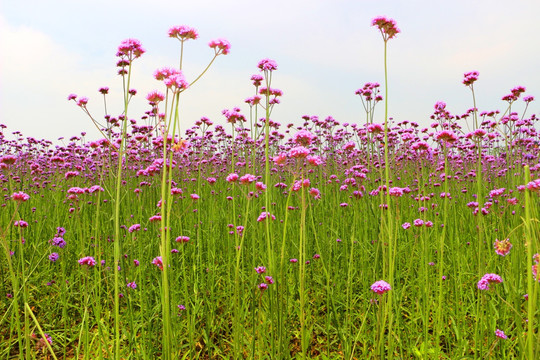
477;273;503;290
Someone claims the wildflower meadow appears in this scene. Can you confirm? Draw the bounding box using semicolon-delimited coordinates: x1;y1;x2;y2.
1;17;539;359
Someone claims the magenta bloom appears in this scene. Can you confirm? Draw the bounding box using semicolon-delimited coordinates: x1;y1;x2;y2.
371;280;391;295
11;191;30;202
154;67;181;81
293;130;315;146
477;273;503;290
164;72;189;91
495;329;508;340
307;155;323;166
436;130;458;143
168;25;199;40
226;173;239;182
257;212;276;222
372;16;400;40
257;58;278;71
117;38;145;59
402;222;411;230
413;219;424;227
128;224;141;233
258;283;268;291
14;220;29;228
87;185;104;193
288;146;310;159
175;236;190;243
388;187;404;197
527;179;540;192
463;71;479;86
78;256;96;267
494;238;512;256
50;237;66;248
309;188;321;199
208;38;231;55
239;174;256;184
146;90;165;103
152;256;164;271
255;266;266;274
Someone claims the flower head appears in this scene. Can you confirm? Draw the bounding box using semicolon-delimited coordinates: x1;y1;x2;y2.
371;280;391;295
11;191;30;202
146;90;165;104
477;273;503;290
258;283;268;291
371;16;400;40
495;329;508;340
288;146;310;159
175;235;190;243
78;256;96;267
293;130;315;146
168;25;199;41
164;72;189;92
494;238;512;256
527;179;540;192
254;266;266;274
463;71;479;86
152;256;164;270
116;38;145;60
258;58;278;71
209;38;231;55
251;74;264;86
226;173;239;182
436;130;458;143
257;212;276;222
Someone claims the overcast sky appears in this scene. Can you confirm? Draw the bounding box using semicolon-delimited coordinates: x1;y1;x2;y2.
1;0;539;143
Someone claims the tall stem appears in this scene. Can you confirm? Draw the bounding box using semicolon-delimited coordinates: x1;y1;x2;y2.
382;39;394;356
113;63;132;360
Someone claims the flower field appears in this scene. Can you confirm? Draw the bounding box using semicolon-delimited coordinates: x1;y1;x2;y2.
1;18;539;359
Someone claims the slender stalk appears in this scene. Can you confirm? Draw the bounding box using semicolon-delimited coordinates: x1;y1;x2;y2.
524;166;535;360
113;62;133;360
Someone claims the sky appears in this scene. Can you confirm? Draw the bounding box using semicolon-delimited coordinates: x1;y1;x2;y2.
1;0;539;143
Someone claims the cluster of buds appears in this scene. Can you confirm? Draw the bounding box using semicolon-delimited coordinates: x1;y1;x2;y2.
371;16;400;41
254;266;274;292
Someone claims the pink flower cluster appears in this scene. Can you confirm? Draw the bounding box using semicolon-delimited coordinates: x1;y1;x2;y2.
257;212;276;222
463;71;479;86
168;25;199;41
477;273;503;290
209;39;231;55
495;329;508;340
152;256;164;270
116;38;145;60
257;58;278;71
11;191;30;202
493;238;512;256
78;256;97;267
371;280;391;295
371;16;400;40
